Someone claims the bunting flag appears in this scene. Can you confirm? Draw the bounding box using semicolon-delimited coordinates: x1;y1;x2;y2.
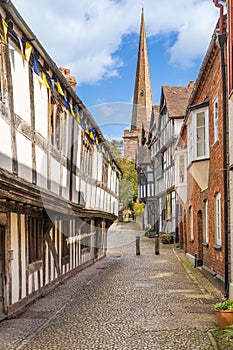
69;103;75;116
2;18;8;43
55;81;64;96
51;79;55;91
42;72;50;89
25;42;32;62
76;112;81;124
89;127;95;140
64;96;69;109
33;56;39;75
0;14;108;155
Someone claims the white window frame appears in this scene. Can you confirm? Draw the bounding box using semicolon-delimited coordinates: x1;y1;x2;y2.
203;200;209;243
215;193;222;246
213;95;219;143
178;154;185;184
187;108;209;165
175;151;187;186
189;206;194;241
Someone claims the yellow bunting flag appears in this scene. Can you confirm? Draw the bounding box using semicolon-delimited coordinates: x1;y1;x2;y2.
101;145;105;154
2;18;8;43
42;72;50;89
25;42;33;62
55;81;64;96
69;103;75;116
95;137;99;145
76;113;81;124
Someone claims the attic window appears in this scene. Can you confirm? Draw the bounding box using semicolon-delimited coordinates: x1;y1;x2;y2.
140;90;144;97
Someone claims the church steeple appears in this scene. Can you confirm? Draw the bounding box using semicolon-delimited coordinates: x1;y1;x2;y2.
131;8;153;131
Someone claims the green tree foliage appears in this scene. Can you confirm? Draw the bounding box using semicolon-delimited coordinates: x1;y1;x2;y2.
133;200;144;217
108;140;138;210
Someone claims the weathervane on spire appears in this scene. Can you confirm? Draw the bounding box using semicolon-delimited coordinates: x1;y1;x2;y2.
142;0;144;11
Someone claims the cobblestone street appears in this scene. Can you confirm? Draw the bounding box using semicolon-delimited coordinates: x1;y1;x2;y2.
0;222;222;349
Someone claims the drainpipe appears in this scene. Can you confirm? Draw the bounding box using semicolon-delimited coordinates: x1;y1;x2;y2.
214;0;229;298
213;0;224;34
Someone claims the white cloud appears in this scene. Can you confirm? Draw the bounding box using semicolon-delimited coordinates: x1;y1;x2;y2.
12;0;219;84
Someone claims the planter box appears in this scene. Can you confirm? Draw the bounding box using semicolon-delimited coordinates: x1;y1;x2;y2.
215;309;233;328
161;235;174;244
148;231;155;238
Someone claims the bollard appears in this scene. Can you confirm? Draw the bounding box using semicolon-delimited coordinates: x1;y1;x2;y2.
136;236;140;255
155;233;160;255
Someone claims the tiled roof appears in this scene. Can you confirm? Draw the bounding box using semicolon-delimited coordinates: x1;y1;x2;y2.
137;146;151;165
162;86;193;118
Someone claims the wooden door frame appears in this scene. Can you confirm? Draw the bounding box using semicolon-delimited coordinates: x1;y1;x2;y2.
197;210;203;266
0;225;7;315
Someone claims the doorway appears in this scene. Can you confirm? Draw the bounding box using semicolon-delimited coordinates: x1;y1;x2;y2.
0;225;6;317
197;210;203;266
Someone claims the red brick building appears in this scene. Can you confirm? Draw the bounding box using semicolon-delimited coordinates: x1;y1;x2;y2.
175;15;228;294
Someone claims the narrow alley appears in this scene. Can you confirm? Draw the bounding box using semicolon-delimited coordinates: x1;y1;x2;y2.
0;222;221;350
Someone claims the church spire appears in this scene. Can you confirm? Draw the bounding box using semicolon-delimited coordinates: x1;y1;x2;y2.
131;9;153;131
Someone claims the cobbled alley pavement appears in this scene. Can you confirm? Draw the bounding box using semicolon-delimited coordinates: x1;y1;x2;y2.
0;222;224;350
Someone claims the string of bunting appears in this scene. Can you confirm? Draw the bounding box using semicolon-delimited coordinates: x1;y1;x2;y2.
0;12;120;174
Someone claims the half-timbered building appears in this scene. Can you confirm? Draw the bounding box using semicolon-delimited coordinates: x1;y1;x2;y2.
0;1;121;319
149;85;192;240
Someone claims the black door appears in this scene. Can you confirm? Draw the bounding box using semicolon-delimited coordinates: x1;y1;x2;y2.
197;211;203;266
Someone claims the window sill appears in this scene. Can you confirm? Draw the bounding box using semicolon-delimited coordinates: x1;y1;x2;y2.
213;244;222;250
202;242;209;247
189;239;194;243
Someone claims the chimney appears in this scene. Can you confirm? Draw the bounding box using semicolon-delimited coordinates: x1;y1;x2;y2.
59;67;77;91
188;81;195;88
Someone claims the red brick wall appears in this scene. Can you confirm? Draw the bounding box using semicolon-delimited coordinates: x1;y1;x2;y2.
123;130;139;161
180;43;228;278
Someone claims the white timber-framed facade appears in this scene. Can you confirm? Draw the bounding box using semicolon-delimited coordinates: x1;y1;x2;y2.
146;86;192;239
0;2;121;319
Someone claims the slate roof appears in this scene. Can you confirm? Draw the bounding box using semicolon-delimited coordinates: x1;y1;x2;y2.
162;86;193;118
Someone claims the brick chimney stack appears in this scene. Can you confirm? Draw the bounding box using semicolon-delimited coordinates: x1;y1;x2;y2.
59;67;77;91
188;81;195;88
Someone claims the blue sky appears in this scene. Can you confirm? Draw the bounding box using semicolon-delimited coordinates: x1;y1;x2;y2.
12;0;222;139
